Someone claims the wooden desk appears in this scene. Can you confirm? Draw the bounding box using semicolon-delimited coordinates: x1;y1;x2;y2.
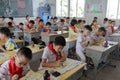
63;38;77;56
0;39;25;48
20;58;86;80
13;31;24;39
0;45;44;65
41;31;68;45
86;41;118;80
24;31;40;44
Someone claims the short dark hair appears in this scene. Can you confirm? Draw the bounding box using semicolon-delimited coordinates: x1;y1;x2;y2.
0;27;11;37
39;19;44;22
94;17;98;19
26;15;29;18
60;19;65;22
17;47;32;60
9;17;13;20
19;23;24;25
2;16;5;19
104;18;108;21
46;22;51;26
70;19;77;26
8;22;12;26
54;36;66;46
53;17;58;20
83;20;86;23
66;17;70;19
98;27;106;33
84;25;92;31
78;19;82;23
29;20;35;24
36;17;40;19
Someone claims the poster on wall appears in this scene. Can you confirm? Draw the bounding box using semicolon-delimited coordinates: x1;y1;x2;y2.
86;0;104;14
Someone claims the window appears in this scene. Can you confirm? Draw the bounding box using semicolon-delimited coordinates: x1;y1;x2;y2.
56;0;68;17
106;0;120;19
56;0;85;17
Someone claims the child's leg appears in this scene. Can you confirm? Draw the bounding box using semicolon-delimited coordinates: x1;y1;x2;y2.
76;48;86;62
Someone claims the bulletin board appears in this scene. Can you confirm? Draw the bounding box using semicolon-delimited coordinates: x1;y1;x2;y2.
86;0;104;14
0;0;33;17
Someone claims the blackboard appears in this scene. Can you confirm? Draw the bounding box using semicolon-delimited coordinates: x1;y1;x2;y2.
0;0;33;17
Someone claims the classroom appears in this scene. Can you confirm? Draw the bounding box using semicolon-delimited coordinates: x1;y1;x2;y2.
0;0;120;80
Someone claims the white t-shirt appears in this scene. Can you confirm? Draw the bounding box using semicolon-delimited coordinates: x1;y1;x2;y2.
76;34;88;52
90;33;104;41
42;47;64;63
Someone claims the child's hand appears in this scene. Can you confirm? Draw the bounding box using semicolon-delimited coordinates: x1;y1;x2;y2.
12;74;19;80
55;60;63;67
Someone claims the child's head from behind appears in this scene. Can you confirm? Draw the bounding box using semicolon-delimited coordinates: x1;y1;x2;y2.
15;47;32;67
0;27;10;40
46;22;51;29
70;19;77;26
83;25;92;37
53;36;66;52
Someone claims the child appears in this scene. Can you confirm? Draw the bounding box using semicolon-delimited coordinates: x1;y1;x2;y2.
58;19;67;31
41;36;66;68
25;20;35;31
41;22;51;34
15;23;24;31
0;47;32;80
0;27;18;52
91;27;106;45
64;17;70;28
101;18;109;28
35;17;40;26
68;19;79;38
25;15;30;26
9;17;16;27
91;20;100;32
51;17;58;31
76;25;92;64
77;19;84;31
0;16;6;27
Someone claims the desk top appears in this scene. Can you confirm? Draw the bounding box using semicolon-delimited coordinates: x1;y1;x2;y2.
41;31;68;37
0;39;24;46
110;32;120;37
65;38;77;42
20;58;86;80
24;31;40;34
86;41;118;52
0;45;44;65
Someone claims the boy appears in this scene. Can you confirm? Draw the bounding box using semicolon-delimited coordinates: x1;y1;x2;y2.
25;20;35;31
15;23;24;31
25;15;30;26
91;27;106;45
64;17;70;27
0;47;32;80
0;16;6;27
101;18;109;28
41;22;51;34
76;25;92;63
0;27;18;52
9;17;16;27
58;19;67;31
51;17;58;31
41;36;66;68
